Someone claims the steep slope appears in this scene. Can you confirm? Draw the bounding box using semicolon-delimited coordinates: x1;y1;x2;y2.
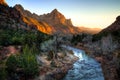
0;4;37;32
101;16;120;32
14;4;82;34
39;9;73;27
14;4;54;34
93;16;120;42
0;3;52;48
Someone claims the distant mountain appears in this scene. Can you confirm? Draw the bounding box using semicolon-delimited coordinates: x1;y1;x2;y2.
77;27;101;34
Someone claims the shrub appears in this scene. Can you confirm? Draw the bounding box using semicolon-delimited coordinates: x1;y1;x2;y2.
71;33;87;45
6;45;39;79
6;55;18;73
92;31;108;42
0;63;7;80
0;28;51;48
47;50;54;60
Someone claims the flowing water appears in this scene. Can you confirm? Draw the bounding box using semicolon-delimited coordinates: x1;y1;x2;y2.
62;46;104;80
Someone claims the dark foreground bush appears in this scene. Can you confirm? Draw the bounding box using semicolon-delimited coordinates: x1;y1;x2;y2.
0;66;7;80
6;45;39;79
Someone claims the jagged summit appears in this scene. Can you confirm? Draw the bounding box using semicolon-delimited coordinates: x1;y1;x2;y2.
14;4;24;11
39;8;73;27
51;9;58;13
50;8;65;19
0;0;8;6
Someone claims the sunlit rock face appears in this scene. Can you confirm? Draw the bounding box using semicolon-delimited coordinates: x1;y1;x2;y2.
39;9;73;26
0;0;8;6
0;3;38;32
13;4;101;35
1;1;100;35
14;4;53;34
14;4;82;34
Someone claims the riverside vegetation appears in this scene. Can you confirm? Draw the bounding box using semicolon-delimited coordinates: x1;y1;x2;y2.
0;26;51;79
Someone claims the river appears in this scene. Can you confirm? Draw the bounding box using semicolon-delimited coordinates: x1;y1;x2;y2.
62;46;104;80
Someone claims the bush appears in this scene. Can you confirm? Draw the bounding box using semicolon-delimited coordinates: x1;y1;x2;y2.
92;31;108;42
0;64;7;80
6;55;18;73
0;29;51;49
47;50;54;60
18;54;39;78
71;33;87;45
6;45;39;79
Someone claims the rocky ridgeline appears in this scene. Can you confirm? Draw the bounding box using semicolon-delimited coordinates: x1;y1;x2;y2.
0;4;37;32
14;4;82;34
0;1;101;35
0;2;78;35
39;9;73;26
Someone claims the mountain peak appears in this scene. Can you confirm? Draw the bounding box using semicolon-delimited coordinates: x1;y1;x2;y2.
14;4;24;11
51;9;59;13
0;0;8;6
50;8;62;16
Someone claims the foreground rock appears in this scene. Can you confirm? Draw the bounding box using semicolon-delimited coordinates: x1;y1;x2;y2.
35;50;78;80
0;46;21;60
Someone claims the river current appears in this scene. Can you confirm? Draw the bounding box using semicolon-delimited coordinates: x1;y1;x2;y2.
62;46;104;80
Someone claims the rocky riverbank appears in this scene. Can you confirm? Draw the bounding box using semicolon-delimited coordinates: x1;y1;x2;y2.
0;45;78;80
35;50;78;80
75;44;120;80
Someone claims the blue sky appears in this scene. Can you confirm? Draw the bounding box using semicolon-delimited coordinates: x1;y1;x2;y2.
6;0;120;29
